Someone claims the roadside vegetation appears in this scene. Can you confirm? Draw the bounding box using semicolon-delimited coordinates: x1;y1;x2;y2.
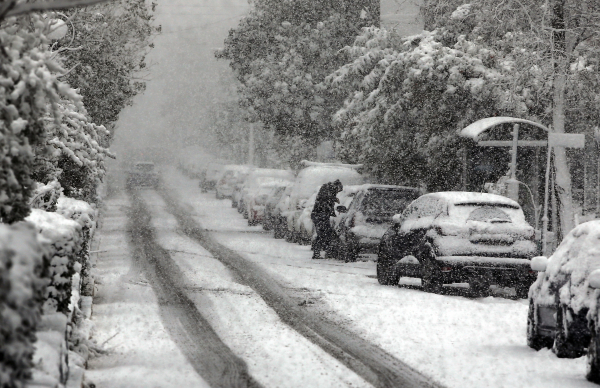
0;1;157;386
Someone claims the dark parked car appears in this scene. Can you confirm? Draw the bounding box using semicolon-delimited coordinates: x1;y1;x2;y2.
126;162;159;188
334;185;421;262
377;192;538;296
527;220;600;362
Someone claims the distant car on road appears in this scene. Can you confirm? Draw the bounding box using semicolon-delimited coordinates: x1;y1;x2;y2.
126;162;159;188
200;162;225;192
377;192;538;296
334;185;421;262
215;165;252;199
527;220;600;361
241;168;295;221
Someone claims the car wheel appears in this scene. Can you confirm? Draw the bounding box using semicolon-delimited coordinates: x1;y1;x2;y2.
273;223;284;239
469;277;490;297
420;244;442;293
553;304;585;358
515;283;530;299
377;248;399;286
340;239;358;263
232;201;237;208
527;300;553;350
587;327;600;383
285;230;295;243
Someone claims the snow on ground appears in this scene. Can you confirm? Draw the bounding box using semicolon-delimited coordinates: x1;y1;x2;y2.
85;192;210;388
140;190;372;388
163;166;595;388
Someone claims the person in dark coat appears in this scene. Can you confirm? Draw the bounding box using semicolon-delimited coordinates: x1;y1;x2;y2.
311;179;343;259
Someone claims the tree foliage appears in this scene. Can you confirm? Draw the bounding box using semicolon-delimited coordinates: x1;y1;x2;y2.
327;0;600;195
60;0;159;130
217;0;379;153
0;15;87;223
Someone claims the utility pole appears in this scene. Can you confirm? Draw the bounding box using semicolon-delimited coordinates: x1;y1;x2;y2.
248;122;255;166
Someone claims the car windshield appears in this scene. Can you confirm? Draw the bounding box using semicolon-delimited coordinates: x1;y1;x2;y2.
361;189;420;215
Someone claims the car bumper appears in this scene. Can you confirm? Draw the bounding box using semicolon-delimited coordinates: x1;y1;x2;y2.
252;205;266;220
434;256;537;286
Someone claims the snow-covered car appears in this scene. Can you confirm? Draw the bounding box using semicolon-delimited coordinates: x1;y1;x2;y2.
527;220;600;359
377;192;538;295
272;186;293;239
282;161;364;243
241;168;295;221
334;185;421;262
126;162;159;188
200;162;224;192
215;164;252;199
263;184;292;231
247;181;292;226
295;188;320;244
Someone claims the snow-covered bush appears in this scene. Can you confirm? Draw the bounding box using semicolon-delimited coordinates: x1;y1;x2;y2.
0;222;49;388
56;196;97;296
26;209;82;314
29;180;63;212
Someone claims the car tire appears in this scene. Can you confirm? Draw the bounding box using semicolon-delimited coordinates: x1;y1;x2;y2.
515;283;530;299
553;304;585;358
469;277;490;297
587;327;600;383
232;201;237;208
377;248;399;286
273;223;284;239
340;238;358;263
420;243;442;293
527;300;553;351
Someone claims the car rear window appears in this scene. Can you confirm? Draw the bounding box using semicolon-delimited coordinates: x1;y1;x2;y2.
361;189;420;215
450;203;527;225
135;164;154;172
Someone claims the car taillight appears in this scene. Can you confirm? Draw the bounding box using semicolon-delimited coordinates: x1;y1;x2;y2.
441;267;452;272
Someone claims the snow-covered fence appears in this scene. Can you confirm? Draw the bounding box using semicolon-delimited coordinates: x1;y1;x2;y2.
0;223;49;388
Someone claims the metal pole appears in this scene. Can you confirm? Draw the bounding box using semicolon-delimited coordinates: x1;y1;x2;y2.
508;124;520;201
248;123;255;166
542;137;552;255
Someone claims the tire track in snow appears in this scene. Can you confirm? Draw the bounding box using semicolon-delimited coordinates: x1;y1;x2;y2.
157;186;443;388
127;188;263;388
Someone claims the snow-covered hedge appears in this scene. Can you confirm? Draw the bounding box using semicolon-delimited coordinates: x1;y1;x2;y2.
29;180;63;212
0;223;49;388
26;209;82;315
56;196;97;296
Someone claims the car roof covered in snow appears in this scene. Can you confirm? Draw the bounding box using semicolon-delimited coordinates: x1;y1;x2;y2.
421;191;520;208
352;184;422;193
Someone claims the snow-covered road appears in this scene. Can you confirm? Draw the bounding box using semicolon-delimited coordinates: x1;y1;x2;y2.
158;166;593;388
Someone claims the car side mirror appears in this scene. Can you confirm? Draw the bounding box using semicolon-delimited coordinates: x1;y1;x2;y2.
336;205;348;213
392;214;404;225
589;270;600;289
530;256;548;272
